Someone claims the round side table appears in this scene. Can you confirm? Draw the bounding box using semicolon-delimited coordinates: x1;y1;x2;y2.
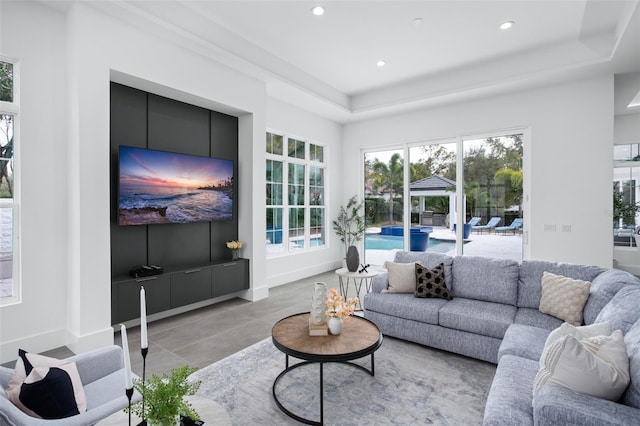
334;267;378;311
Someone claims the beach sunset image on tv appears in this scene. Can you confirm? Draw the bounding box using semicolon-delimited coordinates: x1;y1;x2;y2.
118;146;234;225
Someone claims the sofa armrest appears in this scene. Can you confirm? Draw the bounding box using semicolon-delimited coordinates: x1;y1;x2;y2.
371;272;388;293
534;384;640;426
69;345;123;386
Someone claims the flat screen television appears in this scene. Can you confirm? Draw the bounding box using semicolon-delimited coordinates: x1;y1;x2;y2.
118;146;234;226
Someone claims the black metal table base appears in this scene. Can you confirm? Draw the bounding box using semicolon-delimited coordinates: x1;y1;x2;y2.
272;354;375;426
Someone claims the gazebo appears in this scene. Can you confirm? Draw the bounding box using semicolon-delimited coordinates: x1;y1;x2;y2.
409;175;457;227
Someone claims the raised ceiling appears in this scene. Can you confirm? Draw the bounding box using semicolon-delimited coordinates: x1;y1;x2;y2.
68;1;640;121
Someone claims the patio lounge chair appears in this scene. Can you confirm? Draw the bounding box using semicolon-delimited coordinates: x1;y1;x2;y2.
495;218;523;234
472;217;501;233
467;217;481;226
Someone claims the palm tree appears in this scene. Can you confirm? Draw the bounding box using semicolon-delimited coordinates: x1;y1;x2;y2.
370;153;404;224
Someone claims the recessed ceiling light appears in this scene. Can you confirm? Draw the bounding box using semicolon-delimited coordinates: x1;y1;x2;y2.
376;60;386;67
311;6;325;16
500;21;514;30
413;18;423;26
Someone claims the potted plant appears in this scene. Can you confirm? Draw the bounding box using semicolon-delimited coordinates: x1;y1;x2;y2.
128;365;201;426
333;195;366;272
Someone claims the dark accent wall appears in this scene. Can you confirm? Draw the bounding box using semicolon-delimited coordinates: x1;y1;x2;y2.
110;82;239;278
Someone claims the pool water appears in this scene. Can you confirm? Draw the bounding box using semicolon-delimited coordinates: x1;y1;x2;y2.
365;234;455;253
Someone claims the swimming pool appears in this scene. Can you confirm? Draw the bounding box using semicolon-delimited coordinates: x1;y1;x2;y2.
365;234;455;253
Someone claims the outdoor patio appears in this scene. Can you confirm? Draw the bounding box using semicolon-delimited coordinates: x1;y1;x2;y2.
364;226;522;267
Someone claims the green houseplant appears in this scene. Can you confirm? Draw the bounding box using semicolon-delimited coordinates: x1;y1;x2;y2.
333;195;366;272
127;365;201;426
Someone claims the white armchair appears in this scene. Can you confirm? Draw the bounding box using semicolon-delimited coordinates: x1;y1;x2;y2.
0;345;140;426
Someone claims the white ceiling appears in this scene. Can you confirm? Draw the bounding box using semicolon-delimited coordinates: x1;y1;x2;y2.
54;0;640;121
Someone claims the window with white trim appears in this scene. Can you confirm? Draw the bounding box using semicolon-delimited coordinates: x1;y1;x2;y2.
266;131;326;255
0;57;18;302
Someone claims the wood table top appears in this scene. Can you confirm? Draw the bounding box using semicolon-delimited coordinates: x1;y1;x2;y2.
271;313;382;362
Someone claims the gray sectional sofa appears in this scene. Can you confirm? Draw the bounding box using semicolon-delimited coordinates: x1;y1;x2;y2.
363;251;640;425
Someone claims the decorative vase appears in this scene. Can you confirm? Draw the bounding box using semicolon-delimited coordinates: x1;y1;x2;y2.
328;317;343;335
310;282;327;325
231;248;239;260
346;245;359;272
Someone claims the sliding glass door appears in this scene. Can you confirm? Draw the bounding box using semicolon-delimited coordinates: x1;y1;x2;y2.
362;132;523;265
462;134;523;259
408;142;457;256
363;149;404;265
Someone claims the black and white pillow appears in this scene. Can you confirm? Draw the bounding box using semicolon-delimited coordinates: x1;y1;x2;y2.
415;262;453;300
6;349;86;419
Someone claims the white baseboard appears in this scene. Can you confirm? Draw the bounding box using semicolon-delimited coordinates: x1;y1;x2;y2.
1;328;67;364
65;326;114;356
266;259;342;288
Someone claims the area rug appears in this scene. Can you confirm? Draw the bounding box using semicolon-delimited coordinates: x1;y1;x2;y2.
189;336;496;425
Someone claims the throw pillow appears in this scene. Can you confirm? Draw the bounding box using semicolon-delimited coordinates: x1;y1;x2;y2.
383;261;419;293
415;263;452;300
6;349;86;419
543;321;612;350
539;271;591;326
533;330;630;401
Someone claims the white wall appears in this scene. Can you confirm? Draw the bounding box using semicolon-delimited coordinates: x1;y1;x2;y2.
343;76;614;267
0;1;69;361
265;98;343;286
615;113;640;144
0;1;269;361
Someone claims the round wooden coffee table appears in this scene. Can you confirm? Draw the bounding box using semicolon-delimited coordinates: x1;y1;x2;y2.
271;312;383;425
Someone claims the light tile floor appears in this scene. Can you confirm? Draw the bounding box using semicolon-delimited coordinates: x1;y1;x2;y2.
2;271;342;377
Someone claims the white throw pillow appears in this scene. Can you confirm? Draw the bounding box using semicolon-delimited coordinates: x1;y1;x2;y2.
539;271;591;326
383;261;419;293
533;330;630;401
543;321;613;352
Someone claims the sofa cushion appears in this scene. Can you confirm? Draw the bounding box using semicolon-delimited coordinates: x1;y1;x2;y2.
514;308;563;330
623;318;640;409
533;331;630;402
498;324;550;362
538;272;591;326
595;285;640;334
451;256;519;305
362;292;446;325
483;354;538;425
517;260;604;309
415;263;452;300
395;251;454;286
383;261;417;293
439;298;516;339
583;269;640;325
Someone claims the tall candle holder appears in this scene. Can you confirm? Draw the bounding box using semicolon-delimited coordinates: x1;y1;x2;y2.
139;285;149;426
126;387;133;426
139;346;148;426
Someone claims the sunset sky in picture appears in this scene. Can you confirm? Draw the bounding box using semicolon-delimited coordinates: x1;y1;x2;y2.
119;146;233;189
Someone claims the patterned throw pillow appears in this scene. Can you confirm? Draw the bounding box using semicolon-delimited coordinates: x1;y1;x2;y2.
6;350;86;419
539;271;591;326
415;262;452;300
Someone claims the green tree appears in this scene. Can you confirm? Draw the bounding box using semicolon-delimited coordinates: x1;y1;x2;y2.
0;115;13;198
369;153;404;224
0;62;13;102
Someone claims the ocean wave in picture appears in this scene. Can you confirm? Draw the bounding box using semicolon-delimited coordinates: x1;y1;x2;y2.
119;188;232;225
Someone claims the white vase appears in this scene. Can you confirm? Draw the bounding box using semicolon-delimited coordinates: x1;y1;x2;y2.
328;317;343;335
310;282;327;325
